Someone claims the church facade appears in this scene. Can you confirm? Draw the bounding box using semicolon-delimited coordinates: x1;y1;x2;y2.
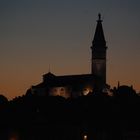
30;14;107;98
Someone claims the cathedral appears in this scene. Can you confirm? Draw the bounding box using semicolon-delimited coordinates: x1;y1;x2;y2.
30;14;107;98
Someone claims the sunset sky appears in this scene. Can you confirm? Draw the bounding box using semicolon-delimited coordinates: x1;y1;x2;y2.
0;0;140;99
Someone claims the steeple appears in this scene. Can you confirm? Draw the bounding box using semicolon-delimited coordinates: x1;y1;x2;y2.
91;13;107;91
92;13;106;48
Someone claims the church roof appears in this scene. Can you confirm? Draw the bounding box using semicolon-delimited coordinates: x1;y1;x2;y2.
43;72;55;78
34;74;96;88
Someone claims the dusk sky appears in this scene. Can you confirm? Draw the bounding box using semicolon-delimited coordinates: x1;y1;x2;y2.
0;0;140;99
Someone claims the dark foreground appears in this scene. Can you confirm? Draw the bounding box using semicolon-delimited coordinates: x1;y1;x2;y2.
1;123;140;140
0;90;140;140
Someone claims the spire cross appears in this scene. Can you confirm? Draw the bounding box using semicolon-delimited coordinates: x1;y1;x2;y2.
98;13;101;20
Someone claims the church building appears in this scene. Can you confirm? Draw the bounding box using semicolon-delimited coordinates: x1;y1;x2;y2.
30;14;108;98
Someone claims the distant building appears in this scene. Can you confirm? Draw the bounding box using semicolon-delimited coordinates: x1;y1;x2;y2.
30;14;108;98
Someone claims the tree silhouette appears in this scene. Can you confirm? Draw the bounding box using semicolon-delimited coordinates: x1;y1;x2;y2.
0;94;8;105
114;85;137;97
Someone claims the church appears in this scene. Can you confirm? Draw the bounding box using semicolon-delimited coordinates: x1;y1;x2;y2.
30;14;108;98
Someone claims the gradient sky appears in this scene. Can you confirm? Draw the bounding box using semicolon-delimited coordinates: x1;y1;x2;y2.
0;0;140;99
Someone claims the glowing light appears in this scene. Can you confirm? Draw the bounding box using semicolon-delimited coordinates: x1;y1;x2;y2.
83;134;88;140
83;86;93;95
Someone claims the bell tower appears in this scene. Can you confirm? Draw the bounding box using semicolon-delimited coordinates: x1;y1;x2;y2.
91;14;107;90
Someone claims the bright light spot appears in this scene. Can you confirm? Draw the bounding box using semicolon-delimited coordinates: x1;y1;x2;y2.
83;87;92;95
84;134;88;140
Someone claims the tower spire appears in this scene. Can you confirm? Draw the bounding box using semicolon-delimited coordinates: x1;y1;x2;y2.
92;13;105;46
91;14;107;91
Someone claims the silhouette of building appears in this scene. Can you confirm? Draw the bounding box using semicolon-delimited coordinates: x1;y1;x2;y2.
91;13;107;88
30;14;108;98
